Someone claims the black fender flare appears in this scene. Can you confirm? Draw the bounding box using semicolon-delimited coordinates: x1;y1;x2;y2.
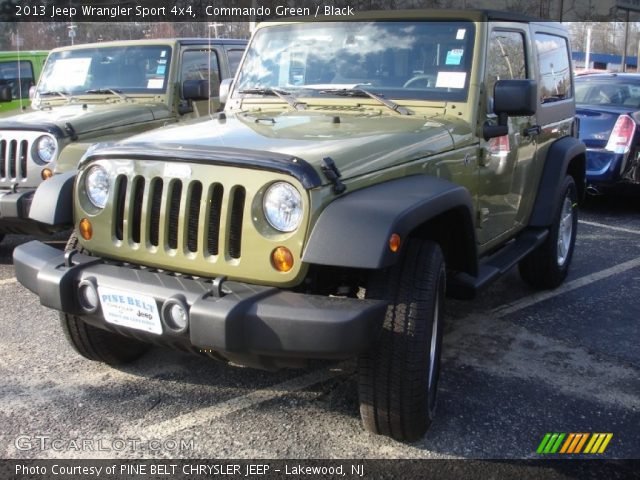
302;175;477;272
529;136;586;227
28;171;76;227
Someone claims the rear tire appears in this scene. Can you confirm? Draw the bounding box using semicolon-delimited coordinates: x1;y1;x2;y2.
519;175;578;289
59;232;149;365
358;239;445;441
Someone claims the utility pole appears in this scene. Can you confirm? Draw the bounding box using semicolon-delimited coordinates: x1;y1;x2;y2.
68;23;77;46
622;10;630;72
585;25;592;70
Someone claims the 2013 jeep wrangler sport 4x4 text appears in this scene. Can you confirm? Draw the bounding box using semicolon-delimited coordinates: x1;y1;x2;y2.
14;11;585;442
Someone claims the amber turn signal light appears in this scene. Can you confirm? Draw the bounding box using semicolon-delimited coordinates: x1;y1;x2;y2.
389;233;401;252
79;218;93;240
41;168;53;180
271;246;294;272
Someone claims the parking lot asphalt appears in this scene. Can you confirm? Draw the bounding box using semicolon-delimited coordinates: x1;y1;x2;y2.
0;196;638;462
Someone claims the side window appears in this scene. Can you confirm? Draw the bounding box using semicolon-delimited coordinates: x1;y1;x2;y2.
0;60;35;99
535;33;572;103
181;49;221;97
226;49;245;75
486;30;527;100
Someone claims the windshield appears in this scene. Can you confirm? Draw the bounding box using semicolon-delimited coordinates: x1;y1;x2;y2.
235;21;475;102
575;79;640;108
37;45;172;96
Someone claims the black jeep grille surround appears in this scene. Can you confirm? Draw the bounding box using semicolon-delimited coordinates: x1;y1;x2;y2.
112;174;244;259
0;139;29;180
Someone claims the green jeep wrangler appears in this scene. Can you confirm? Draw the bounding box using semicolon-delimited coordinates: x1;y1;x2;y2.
0;50;48;115
14;11;585;442
0;38;245;239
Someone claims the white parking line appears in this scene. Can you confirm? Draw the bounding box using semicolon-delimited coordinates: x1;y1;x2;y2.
130;364;347;439
492;255;640;318
0;277;17;286
579;219;640;236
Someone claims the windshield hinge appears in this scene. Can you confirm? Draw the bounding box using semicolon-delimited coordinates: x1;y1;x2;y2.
321;157;346;194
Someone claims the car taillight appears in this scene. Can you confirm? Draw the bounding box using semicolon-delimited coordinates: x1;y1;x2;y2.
605;115;636;154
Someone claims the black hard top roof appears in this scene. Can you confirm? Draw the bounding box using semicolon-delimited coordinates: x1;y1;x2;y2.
176;38;248;46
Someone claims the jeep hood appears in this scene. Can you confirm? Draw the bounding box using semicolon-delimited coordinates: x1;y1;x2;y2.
109;111;470;183
0;102;170;137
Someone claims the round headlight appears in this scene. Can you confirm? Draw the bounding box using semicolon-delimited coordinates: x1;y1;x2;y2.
263;182;303;232
35;135;57;163
85;165;110;209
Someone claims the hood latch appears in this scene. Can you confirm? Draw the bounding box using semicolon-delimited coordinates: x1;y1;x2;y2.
321;157;346;195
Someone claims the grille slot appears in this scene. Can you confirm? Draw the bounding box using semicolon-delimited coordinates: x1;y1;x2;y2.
187;182;202;253
207;183;224;256
168;181;182;250
131;177;145;244
8;140;16;179
149;179;163;247
114;175;127;241
228;186;246;259
19;140;28;179
0;140;5;178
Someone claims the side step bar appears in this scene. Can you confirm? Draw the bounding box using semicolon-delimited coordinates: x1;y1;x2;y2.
448;228;548;299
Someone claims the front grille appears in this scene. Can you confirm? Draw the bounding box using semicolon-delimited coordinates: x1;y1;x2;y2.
83;160;309;284
0;130;56;188
0;138;29;180
113;174;244;259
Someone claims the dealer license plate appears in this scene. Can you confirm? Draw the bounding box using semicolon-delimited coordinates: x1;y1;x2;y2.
97;286;163;335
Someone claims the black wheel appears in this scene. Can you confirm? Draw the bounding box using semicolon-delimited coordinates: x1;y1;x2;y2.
59;232;149;365
519;175;578;289
358;238;445;442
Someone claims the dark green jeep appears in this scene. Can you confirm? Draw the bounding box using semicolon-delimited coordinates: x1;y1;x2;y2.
14;11;585;441
0;38;245;239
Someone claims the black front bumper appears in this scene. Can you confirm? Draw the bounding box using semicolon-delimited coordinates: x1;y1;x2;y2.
0;189;56;235
0;189;32;218
14;241;386;363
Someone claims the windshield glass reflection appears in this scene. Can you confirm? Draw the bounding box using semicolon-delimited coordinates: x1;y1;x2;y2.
236;22;475;102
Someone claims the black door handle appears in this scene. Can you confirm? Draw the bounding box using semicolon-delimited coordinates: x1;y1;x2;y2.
523;125;541;137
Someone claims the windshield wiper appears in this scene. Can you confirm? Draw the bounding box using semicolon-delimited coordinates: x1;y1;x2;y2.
318;88;412;115
38;90;73;102
238;87;307;111
85;88;131;102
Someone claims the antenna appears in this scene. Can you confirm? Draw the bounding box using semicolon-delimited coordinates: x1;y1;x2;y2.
207;23;223;117
15;29;23;110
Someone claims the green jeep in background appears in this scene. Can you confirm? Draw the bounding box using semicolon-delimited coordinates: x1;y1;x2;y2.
14;11;585;442
0;38;246;239
0;50;48;114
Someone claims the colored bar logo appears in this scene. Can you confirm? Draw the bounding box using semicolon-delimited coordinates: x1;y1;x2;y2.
537;433;613;454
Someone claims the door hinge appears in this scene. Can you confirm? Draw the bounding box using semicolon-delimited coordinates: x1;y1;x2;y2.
476;208;490;227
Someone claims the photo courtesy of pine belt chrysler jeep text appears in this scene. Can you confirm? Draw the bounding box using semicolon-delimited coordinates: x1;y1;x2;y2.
14;11;586;442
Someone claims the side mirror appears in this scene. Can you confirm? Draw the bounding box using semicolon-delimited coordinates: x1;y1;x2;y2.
29;85;36;100
0;85;12;102
483;79;538;140
182;79;209;101
219;78;233;105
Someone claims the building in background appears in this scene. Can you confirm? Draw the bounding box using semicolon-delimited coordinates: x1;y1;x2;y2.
573;51;639;72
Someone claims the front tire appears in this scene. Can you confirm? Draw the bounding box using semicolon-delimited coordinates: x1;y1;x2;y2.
519;175;578;289
59;232;149;365
358;239;445;442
